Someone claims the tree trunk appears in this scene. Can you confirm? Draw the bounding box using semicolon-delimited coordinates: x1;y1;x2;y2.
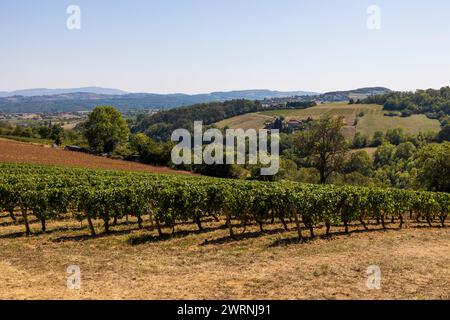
293;211;303;241
399;214;404;229
320;169;326;184
225;209;234;238
241;220;247;234
9;210;16;223
211;213;220;222
195;217;203;231
19;201;31;236
440;215;447;228
325;222;331;237
257;219;264;233
381;216;386;229
103;218;110;233
280;217;289;231
359;218;369;230
148;209;154;227
113;216;118;226
304;221;315;238
40;218;46;233
309;226;315;238
87;214;96;236
137;215;143;229
155;217;163;237
344;221;349;234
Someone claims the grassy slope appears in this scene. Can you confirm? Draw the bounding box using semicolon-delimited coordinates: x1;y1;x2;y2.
259;103;375;118
356;114;441;137
215;103;441;138
215;113;274;130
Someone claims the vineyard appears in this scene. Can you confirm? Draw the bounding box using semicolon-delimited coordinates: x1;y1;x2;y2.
0;163;448;240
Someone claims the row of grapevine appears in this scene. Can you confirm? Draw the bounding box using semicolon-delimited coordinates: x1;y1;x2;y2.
0;163;448;239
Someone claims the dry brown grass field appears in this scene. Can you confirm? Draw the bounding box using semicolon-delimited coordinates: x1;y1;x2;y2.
0;212;448;300
215;113;274;130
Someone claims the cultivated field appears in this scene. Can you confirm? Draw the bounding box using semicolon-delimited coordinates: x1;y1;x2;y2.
0;214;448;300
215;113;274;130
0;138;189;175
259;103;378;122
215;104;441;139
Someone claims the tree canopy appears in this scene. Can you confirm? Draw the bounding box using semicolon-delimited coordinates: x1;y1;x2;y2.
133;99;261;141
294;115;348;184
415;142;450;193
361;87;450;121
84;106;130;153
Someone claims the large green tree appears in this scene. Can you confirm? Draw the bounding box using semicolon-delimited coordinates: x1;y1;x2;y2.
374;143;395;168
84;106;130;153
415;142;450;192
343;151;373;176
294;116;348;184
130;133;173;166
49;124;64;145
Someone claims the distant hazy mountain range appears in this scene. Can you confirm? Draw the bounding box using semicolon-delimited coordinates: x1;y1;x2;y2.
314;87;391;103
0;88;318;113
0;87;128;98
0;87;317;99
0;87;390;113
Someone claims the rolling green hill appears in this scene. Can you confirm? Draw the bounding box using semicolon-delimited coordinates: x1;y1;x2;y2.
215;103;441;139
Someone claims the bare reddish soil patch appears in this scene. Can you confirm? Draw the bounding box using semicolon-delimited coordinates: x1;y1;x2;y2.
0;138;191;175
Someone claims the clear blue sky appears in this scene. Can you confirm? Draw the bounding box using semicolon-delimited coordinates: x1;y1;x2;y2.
1;0;450;93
